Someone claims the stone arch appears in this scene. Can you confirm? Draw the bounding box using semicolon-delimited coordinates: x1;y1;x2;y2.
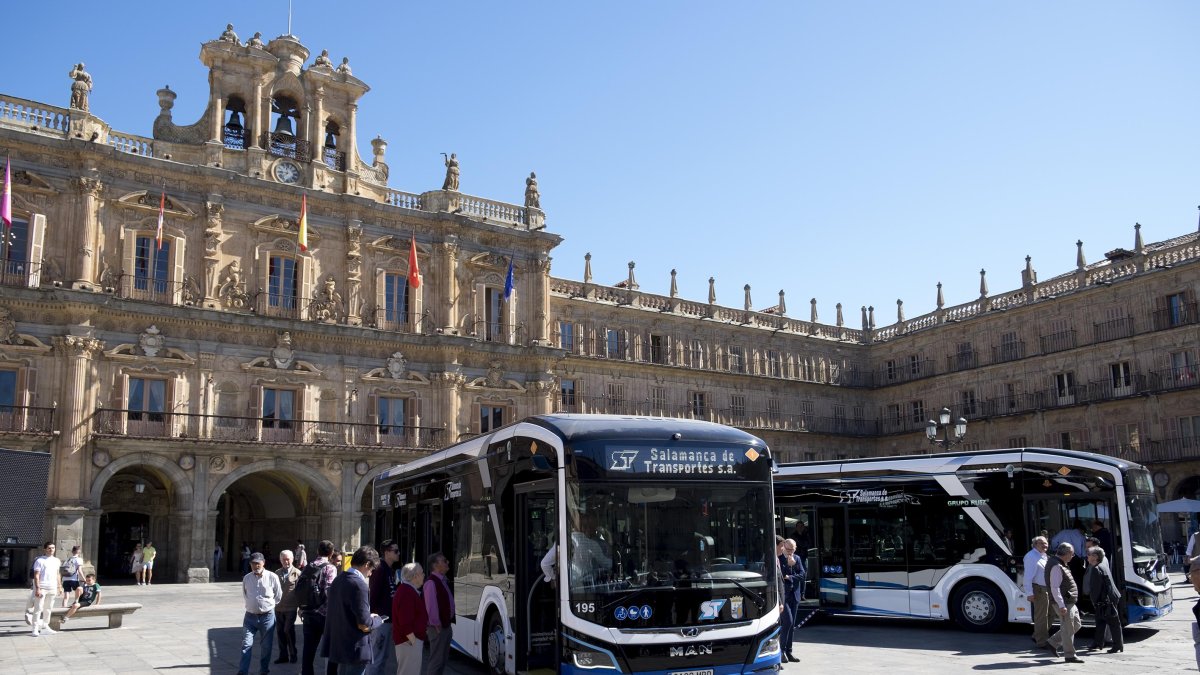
89;451;193;510
207;457;337;512
352;463;395;507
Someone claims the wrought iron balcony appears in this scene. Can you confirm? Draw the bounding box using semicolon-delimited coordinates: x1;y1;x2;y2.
1093;317;1134;343
1151;302;1198;331
1039;329;1078;355
992;341;1026;364
0;405;55;435
946;351;978;373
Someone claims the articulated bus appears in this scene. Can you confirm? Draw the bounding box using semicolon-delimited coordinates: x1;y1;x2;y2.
373;414;782;675
774;447;1171;631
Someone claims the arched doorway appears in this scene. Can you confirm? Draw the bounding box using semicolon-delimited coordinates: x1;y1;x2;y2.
1169;476;1200;545
97;470;171;582
212;466;333;579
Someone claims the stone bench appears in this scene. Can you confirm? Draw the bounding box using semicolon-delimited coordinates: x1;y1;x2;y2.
48;602;142;630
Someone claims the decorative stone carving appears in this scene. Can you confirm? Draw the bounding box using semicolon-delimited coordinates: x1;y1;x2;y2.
92;449;110;468
386;352;407;379
218;261;248;309
178;454;195;470
139;325;164;357
485;360;504;388
42;257;65;287
272;332;295;369
354;461;369;476
247;32;264;49
313;49;333;68
336;57;352;75
442;153;459;191
0;307;16;345
55;334;103;356
209;455;226;471
309;275;343;323
219;23;240;45
68;62;92;112
99;259;117;292
182;276;202;305
328;460;342;473
76;177;102;198
524;172;540;209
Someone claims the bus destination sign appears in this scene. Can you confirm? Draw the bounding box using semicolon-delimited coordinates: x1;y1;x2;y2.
605;447;758;475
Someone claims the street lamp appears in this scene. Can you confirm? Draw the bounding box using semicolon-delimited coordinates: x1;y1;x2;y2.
926;407;967;450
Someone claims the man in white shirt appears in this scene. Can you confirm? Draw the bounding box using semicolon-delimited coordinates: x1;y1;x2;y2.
240;552;283;675
26;541;63;637
1046;543;1083;663
569;513;612;586
1022;536;1051;648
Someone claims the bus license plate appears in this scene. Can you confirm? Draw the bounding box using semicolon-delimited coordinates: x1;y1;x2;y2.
671;670;714;675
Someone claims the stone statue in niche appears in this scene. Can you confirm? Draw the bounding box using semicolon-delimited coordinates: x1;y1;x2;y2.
43;257;65;286
314;49;333;68
441;153;459;192
219;23;240;45
247;32;264;49
139;325;164;357
68;62;92;112
309;275;343;323
99;259;117;292
182;276;202;305
0;307;16;345
386;352;407;380
272;331;295;369
524;172;540;209
218;260;248;309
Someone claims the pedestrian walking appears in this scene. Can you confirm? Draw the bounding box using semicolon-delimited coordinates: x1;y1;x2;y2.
214;543;223;580
1046;542;1083;663
323;546;382;675
276;550;302;664
421;552;455;675
778;537;801;662
61;545;84;607
300;540;340;675
1022;536;1052;648
63;572;101;624
297;541;308;568
142;541;158;585
1084;547;1123;652
240;552;283;675
242;542;252;575
367;540;401;675
391;563;427;675
131;542;144;585
25;542;62;636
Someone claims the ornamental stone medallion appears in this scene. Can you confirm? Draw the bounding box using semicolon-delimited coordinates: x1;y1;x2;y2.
272;332;295;369
386;352;407;379
139;325;164;357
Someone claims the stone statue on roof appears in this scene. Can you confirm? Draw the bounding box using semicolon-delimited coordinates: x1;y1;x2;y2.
441;153;459;192
68;62;92;112
524;172;540;209
219;23;240;45
247;32;264;49
336;57;352;75
314;49;333;68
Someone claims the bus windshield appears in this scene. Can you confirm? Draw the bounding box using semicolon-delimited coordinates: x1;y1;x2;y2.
565;480;778;628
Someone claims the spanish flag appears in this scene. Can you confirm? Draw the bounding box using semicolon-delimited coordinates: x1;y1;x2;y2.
298;193;308;252
407;233;420;289
155;190;165;251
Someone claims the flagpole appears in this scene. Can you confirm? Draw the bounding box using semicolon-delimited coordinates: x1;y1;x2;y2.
1;154;10;281
151;181;164;299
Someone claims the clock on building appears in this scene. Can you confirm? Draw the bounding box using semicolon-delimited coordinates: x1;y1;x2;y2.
273;160;302;184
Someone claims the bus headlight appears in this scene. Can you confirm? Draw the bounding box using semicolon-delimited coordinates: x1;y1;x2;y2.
564;640;618;670
756;633;781;658
1135;594;1154;607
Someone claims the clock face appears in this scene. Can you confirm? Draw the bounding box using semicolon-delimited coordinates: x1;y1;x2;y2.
274;161;301;184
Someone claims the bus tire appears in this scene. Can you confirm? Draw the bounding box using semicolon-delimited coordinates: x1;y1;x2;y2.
950;579;1006;632
484;610;506;675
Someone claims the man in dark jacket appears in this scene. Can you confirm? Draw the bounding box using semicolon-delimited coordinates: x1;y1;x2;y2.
1084;547;1123;652
323;546;381;675
366;540;401;675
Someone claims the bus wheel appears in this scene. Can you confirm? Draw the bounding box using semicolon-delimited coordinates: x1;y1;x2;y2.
484;611;506;675
951;580;1006;632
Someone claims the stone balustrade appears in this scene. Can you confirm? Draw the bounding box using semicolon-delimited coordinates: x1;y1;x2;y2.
384;189;423;210
0;94;70;137
108;130;154;157
458;194;528;227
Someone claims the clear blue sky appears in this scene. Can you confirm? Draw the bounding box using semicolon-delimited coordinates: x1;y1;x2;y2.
5;1;1199;322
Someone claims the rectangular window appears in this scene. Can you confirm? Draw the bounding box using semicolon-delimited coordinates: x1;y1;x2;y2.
768;398;781;421
649;334;665;364
730;394;746;420
728;346;745;373
1114;423;1140;453
560;379;576;410
1007;436;1027;448
1168;292;1187;327
1058;430;1084;450
961;390;978;416
688;339;704;368
485;288;506;342
909;354;922;376
0;370;14;410
605;329;624;359
606;383;624;408
262;388;295;429
767;350;782;377
1;218;28;283
268;255;298;310
1170;351;1196;384
479;404;505;433
1180;415;1200;449
377;396;407;435
134;236;171;297
887;403;901;425
1055;372;1076;399
910;400;924;424
650;386;667;414
383;273;410;327
690;391;708;417
1005;382;1017;410
885;359;897;381
127;377;166;423
1110;361;1132;393
558;321;574;352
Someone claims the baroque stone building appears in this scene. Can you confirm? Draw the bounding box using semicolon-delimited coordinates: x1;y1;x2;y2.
0;26;1196;583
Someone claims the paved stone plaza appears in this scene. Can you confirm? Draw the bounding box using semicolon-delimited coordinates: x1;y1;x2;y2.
0;579;1195;673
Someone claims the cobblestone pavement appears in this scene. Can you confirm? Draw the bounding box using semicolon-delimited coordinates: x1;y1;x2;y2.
0;578;1194;673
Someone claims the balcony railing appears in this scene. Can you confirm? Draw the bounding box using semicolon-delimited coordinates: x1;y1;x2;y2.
877;358;936;386
1148;366;1200;392
992;341;1026;364
0;259;40;288
261;132;312;162
1039;329;1078;355
1093;317;1134;343
470;319;526;345
946;351;978;373
116;274;187;305
0;405;55;434
93;409;444;449
1151;302;1198;331
322;147;346;172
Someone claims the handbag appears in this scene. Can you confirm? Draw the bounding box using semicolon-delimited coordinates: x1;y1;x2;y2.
1190;566;1200;594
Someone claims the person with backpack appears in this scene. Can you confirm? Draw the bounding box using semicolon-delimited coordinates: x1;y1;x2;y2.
61;545;83;607
300;540;339;675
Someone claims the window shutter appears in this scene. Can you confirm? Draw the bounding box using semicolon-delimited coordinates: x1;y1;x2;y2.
299;258;313;318
472;402;482;434
374;268;386;327
26;214;45;288
112;373;129;434
295;385;307;443
120;230;136;296
171;236;186;304
249;383;263;441
411;397;423;447
411;270;425;332
474;283;486;337
505;288;517;345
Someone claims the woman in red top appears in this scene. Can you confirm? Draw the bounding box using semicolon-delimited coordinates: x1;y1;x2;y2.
391;562;428;675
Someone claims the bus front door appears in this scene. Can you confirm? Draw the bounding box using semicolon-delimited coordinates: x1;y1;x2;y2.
516;482;558;672
815;506;850;609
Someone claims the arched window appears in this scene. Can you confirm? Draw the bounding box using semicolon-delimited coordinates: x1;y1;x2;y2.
322;120;345;171
223;96;247;150
267;95;308;161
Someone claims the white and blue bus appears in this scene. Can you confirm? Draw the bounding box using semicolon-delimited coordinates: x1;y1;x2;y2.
373;414;782;675
774;447;1172;631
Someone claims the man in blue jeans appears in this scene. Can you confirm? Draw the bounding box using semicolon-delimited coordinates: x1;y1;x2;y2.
241;552;283;675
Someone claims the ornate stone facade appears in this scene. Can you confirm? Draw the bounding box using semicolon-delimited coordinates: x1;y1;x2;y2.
0;26;1196;581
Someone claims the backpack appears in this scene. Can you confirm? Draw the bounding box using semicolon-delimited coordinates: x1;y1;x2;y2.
62;557;78;577
295;561;328;611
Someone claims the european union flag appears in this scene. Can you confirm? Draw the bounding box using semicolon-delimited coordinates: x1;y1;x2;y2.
503;256;514;301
